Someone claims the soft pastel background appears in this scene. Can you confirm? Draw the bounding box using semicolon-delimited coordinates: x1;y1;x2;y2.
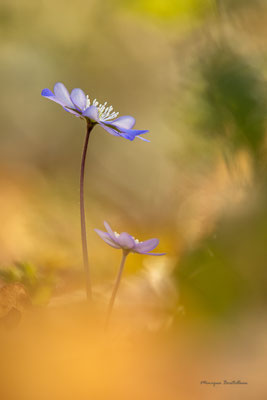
0;0;267;399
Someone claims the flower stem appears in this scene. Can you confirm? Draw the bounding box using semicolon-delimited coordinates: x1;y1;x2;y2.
80;122;94;302
105;250;128;328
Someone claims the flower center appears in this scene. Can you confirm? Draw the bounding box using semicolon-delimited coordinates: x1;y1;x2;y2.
114;231;142;244
132;236;142;244
86;95;119;121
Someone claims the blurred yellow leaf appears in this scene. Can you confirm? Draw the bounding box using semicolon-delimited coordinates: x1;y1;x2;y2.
118;0;215;21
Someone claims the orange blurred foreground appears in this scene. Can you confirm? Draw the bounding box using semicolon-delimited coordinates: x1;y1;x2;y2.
0;303;266;400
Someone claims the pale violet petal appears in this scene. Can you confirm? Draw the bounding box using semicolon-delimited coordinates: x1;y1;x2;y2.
94;229;121;249
134;239;159;253
63;107;81;117
138;252;166;256
54;82;74;108
110;116;136;130
83;106;100;122
118;128;149;140
103;221;118;242
101;122;148;140
41;88;65;106
117;232;135;249
136;135;150;142
99;122;121;137
70;88;87;111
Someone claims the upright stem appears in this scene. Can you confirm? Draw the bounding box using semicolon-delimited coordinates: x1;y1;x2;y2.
80;122;94;301
105;251;128;328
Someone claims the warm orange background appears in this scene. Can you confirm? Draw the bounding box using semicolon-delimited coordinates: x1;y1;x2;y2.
0;1;267;398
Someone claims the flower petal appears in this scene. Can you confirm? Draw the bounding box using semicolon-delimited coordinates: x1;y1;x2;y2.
70;88;87;111
41;88;54;98
117;232;135;249
83;106;100;122
134;239;159;253
63;107;81;117
99;123;121;137
54;82;74;108
41;88;64;106
101;122;149;141
110;116;136;130
139;252;166;256
136;135;150;142
118;128;149;141
94;229;121;249
103;221;118;242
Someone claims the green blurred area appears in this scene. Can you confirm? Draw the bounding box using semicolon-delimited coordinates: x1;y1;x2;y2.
176;203;267;320
0;0;267;323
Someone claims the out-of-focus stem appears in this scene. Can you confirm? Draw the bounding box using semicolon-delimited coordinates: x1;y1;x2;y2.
80;122;94;302
105;250;128;328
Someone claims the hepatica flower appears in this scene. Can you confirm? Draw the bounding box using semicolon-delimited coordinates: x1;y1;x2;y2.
41;82;150;302
95;221;165;326
41;82;149;141
95;221;165;256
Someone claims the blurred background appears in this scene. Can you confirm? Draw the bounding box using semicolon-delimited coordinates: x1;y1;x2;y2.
0;0;267;399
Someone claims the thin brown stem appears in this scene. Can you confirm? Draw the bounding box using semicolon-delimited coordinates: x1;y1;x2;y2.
105;251;128;328
80;122;94;301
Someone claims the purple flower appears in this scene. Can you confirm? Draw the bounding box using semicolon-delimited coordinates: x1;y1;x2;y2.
41;82;149;142
95;221;166;256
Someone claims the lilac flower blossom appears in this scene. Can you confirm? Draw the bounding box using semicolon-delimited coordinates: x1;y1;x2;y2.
95;221;166;256
41;82;151;302
41;82;149;141
95;221;165;327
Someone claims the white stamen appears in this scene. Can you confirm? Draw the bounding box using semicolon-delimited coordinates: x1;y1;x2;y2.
85;95;119;121
114;231;120;238
86;95;90;108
